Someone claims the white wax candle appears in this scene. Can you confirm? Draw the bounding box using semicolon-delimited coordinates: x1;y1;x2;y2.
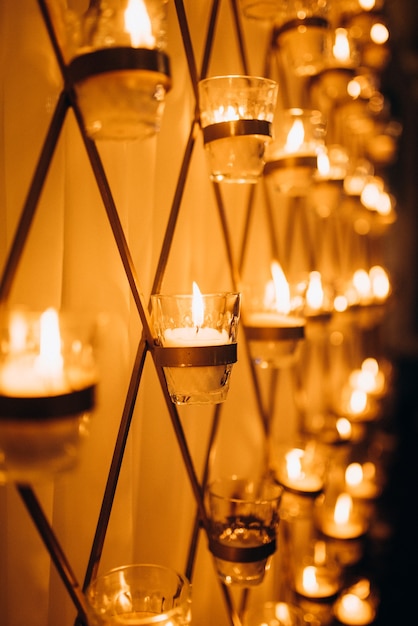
163;327;229;347
295;565;339;599
334;593;375;625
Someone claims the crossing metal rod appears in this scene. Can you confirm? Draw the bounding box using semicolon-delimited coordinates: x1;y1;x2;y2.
0;90;69;302
17;484;90;626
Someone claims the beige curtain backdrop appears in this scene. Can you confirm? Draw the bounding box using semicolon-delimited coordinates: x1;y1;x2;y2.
0;2;277;625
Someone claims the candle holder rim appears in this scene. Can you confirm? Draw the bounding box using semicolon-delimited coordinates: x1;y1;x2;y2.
198;74;278;88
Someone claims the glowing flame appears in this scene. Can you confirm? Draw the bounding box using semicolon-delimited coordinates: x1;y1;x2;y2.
124;0;155;48
9;312;28;353
336;417;352;439
370;22;389;45
306;271;324;310
345;462;363;487
265;261;291;314
213;104;240;123
353;269;371;299
334;493;353;525
192;282;204;328
285;448;304;480
349;388;367;414
369;265;390;299
36;308;64;377
285;119;305;153
333;28;351;63
302;566;319;594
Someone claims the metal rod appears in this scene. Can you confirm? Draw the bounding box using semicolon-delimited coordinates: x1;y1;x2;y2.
150;119;199;297
230;0;249;74
81;337;148;591
0;90;69;302
174;0;200;100
200;0;221;80
17;484;90;625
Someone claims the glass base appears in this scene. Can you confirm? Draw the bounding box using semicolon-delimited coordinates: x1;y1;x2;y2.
0;414;90;483
165;365;233;405
205;136;267;184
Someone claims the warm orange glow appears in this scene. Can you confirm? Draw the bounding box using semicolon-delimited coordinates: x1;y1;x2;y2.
306;271;324;310
333;28;351;63
345;462;363;487
265;261;291;314
9;312;28;352
359;0;376;9
336;417;352;439
124;0;155;48
370;23;389;45
369;265;390;299
213;104;240;123
349;388;368;414
314;540;326;565
302;566;319;594
334;493;352;524
36;308;64;377
285;448;304;480
192;282;204;328
285;119;305;153
353;269;371;299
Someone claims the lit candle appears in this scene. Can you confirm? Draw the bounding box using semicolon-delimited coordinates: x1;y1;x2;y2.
276;447;324;494
345;462;380;500
162;283;230;347
318;493;368;539
0;308;94;396
245;261;305;331
295;541;340;599
334;583;376;626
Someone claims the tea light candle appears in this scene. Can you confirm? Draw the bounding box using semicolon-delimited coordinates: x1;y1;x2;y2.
318;493;368;539
295;564;340;599
345;462;381;500
334;592;375;625
275;447;324;494
0;308;95;397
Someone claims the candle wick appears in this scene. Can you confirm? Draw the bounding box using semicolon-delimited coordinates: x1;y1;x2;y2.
195;326;200;334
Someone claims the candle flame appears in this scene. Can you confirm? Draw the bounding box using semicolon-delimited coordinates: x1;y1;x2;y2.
302;566;319;593
285;448;304;480
369;265;390;299
265;261;291;314
192;282;204;328
124;0;155;48
306;271;324;310
285;119;304;153
336;417;352;439
349;388;368;414
36;308;64;377
333;28;351;63
345;462;363;487
334;493;353;524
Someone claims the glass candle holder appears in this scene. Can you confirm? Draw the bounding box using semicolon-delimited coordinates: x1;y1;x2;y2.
0;308;97;483
53;0;172;141
198;75;278;183
273;0;331;77
265;108;326;196
86;564;191;626
333;578;378;626
207;476;283;587
314;491;369;540
151;287;241;405
243;601;305;626
270;441;326;496
243;268;305;369
293;539;342;600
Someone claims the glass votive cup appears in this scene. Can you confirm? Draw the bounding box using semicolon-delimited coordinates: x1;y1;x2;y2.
273;14;330;77
270;441;326;497
198;75;278;183
206;476;283;587
62;0;171;140
314;491;369;541
86;563;191;626
265;108;326;195
243;601;305;626
333;578;378;626
151;291;241;405
0;308;97;483
292;539;342;600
